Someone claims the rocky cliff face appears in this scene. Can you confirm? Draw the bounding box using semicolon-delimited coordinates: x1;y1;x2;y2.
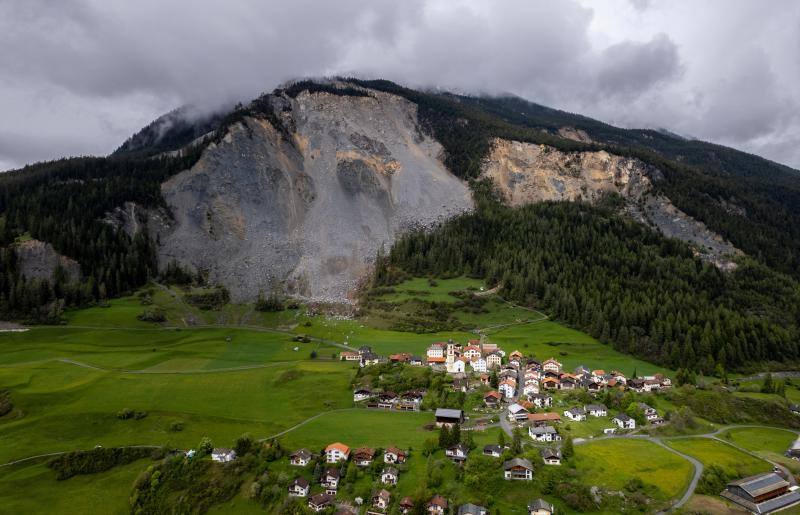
152;90;473;303
481;138;741;267
15;239;81;282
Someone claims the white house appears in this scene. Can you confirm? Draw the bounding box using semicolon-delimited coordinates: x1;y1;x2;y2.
523;380;540;396
639;403;659;421
542;358;562;374
529;394;552;408
564;407;586;422
499;379;516;399
289;477;310;497
483;444;503;458
290;449;312;467
503;458;534;480
486;353;502;369
470;358;487;373
325;442;350;463
211;448;237;462
541;447;561;466
308;493;334;512
384;447;407;464
528;499;555;515
463;345;482;359
446;443;469;463
613;413;636;429
447;358;466;374
529;425;561;442
353;388;372;402
381;467;399;485
508;403;530;422
585;404;608;417
321;469;340;489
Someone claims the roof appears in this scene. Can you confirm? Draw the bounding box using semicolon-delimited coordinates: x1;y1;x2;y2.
292;477;310;488
614;413;632;422
435;408;463;419
528;412;561;422
400;496;415;507
528;499;554;512
374;489;391;500
385;446;406;455
291;448;312;459
541;447;561;459
212;448;234;454
484;390;501;399
354;447;375;458
585;404;607;411
728;472;789;498
458;503;488;515
484;444;502;453
427;356;446;363
529;425;558;435
325;468;341;478
310;493;334;505
325;442;350;454
429;495;448;508
504;457;534;470
383;466;398;475
508;403;528;414
567;407;586;415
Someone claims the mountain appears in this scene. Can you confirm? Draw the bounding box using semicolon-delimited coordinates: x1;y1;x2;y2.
0;78;798;370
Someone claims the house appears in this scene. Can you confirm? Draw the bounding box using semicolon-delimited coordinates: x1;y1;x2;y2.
372;489;392;510
358;345;373;355
591;369;605;378
390;352;412;363
574;365;590;377
499;378;516;398
309;493;334;512
322;468;340;489
523;380;540;396
563;407;586;421
479;373;491;385
353;388;372;402
585;404;608;417
587;381;604;394
528;412;561;425
542;358;562;373
289;477;310;497
628;378;646;392
340;351;361;361
484;390;502;407
529;425;561;442
504;457;534;480
463;345;482;359
529;394;552;408
603;427;616;435
612;413;636;430
638;403;659;421
541;447;561;465
483;444;503;457
409;355;424;366
325;442;351;463
290;449;313;466
470;357;488;373
541;377;560;390
786;437;800;458
399;497;415;514
528;499;555;515
211;448;236;462
510;350;524;361
435;408;464;427
385;446;407;464
486;352;502;369
446;443;469;463
458;503;488;515
721;472;800;514
428;495;448;514
381;466;399;485
508;403;530;422
361;352;381;367
559;375;577;390
447;358;467;374
427;343;446;360
354;447;376;466
481;342;498;354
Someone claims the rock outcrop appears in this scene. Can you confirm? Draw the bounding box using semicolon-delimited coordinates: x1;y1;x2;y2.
153;90;473;303
15;239;81;282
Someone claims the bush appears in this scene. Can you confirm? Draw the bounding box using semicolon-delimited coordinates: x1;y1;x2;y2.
0;390;13;417
255;292;286;312
137;307;166;323
169;420;184;432
117;408;147;420
696;465;731;495
185;287;230;310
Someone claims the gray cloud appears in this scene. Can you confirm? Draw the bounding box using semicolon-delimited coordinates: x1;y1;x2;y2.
0;0;799;171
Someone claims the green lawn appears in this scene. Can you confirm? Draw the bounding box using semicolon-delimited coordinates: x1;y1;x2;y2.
718;427;800;472
665;438;772;477
574;439;694;501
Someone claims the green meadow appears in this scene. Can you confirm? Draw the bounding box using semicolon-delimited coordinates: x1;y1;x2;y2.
664;438;772;477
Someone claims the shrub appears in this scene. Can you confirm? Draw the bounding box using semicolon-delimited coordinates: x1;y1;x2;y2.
0;390;13;417
137;307;166;322
48;447;154;480
185;287;230;310
169;421;184;432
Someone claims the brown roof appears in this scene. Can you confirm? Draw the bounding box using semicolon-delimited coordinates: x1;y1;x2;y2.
427;356;446;363
429;495;448;508
484;390;501;399
528;412;561;422
354;447;375;459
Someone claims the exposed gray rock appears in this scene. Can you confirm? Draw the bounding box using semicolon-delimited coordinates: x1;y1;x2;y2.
153;90;473;303
15;239;80;282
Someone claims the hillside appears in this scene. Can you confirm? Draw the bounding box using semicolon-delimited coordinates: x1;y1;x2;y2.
1;78;799;370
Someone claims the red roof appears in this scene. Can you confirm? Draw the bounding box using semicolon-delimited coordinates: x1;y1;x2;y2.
427;356;446;363
325;442;350;455
528;412;561;422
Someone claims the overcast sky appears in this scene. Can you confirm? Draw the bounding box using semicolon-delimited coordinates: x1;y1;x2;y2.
2;0;799;171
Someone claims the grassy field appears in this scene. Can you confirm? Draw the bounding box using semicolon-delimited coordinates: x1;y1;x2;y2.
665;438;772;477
573;439;694;501
718;427;800;472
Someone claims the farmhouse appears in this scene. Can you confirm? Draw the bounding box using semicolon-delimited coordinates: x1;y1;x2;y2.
435;408;464;427
325;442;351;463
446;443;469;463
612;413;636;429
353;388;372;402
484;390;502;407
483;444;503;457
428;495;449;514
508;403;530;422
458;503;488;515
290;449;313;466
289;477;310;497
721;472;800;514
381;467;399;485
585;404;608;417
541;447;562;465
211;448;236;462
354;447;376;466
361;352;382;367
503;457;534;480
390;352;412;363
529;425;561;442
541;377;559;390
528;499;555;515
559;374;578;390
409;355;424;366
564;407;586;421
309;493;334;512
385;446;407;464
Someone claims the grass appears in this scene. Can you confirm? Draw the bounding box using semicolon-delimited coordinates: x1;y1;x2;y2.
377;276;486;303
718;427;800;472
573;439;694;500
665;438;772;477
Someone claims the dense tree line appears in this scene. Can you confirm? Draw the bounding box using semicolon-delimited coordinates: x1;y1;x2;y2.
376;190;800;372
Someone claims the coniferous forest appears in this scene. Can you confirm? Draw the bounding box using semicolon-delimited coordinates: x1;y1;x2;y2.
375;185;800;373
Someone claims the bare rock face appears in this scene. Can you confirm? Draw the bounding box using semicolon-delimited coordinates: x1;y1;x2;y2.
15;239;81;282
154;90;473;303
482;138;741;268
